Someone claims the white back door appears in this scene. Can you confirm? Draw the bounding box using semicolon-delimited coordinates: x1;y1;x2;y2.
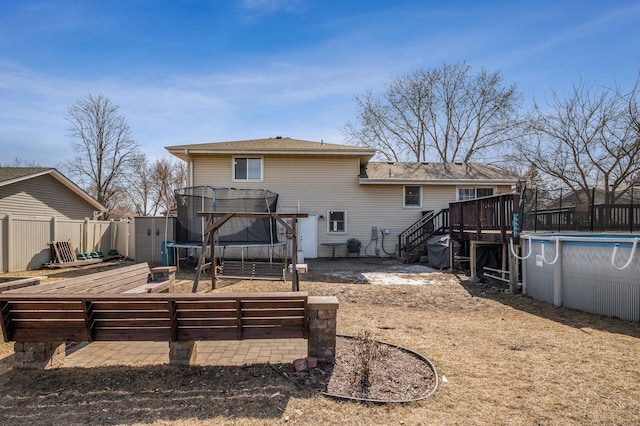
298;214;317;258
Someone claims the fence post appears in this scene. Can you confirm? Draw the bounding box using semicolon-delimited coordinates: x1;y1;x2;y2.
83;218;90;253
5;214;11;273
590;187;595;232
630;188;634;234
50;216;57;243
534;189;538;232
558;188;563;232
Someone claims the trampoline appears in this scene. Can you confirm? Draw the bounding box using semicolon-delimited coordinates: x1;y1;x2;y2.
173;186;305;288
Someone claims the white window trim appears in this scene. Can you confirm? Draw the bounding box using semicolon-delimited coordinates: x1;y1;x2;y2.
232;156;264;182
455;186;497;201
403;185;422;208
326;210;347;234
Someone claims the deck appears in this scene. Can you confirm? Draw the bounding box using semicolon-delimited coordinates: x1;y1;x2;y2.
449;193;520;243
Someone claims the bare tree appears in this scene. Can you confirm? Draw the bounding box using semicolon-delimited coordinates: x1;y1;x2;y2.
124;155;187;216
150;157;187;215
344;62;523;162
522;163;548;190
1;158;40;167
125;154;155;216
64;94;139;218
519;77;640;204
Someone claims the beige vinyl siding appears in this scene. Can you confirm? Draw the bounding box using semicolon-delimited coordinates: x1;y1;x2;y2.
191;154;506;257
0;174;96;220
0;214;5;272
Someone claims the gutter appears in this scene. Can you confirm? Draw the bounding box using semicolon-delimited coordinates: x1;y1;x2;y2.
359;178;518;186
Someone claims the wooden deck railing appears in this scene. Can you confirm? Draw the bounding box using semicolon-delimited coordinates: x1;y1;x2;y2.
398;209;449;262
449;193;520;243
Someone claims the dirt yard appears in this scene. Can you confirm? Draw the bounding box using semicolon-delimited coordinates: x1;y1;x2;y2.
0;257;639;425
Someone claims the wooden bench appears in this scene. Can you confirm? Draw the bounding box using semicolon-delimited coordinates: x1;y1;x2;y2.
3;263;174;295
0;292;307;342
0;276;48;293
0;292;341;369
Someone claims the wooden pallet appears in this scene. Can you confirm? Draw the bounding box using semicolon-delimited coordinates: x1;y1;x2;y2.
49;241;76;264
45;241;109;268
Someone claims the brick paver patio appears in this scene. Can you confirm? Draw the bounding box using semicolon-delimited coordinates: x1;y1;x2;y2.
63;339;307;368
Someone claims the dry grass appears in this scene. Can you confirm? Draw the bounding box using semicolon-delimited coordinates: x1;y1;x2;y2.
1;258;639;425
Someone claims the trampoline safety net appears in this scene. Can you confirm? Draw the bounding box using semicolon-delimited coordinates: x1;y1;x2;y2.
174;186;280;245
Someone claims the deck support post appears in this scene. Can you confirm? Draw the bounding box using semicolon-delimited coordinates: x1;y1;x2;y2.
470;241;478;282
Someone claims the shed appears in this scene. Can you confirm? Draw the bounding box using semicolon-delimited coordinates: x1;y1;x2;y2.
0;167;105;220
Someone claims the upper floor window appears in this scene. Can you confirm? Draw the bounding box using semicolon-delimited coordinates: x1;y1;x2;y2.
404;185;422;207
233;157;263;181
458;187;495;201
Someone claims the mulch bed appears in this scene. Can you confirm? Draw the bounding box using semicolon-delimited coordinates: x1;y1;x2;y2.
286;335;437;402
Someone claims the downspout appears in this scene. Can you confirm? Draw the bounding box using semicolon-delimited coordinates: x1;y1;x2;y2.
185;148;193;187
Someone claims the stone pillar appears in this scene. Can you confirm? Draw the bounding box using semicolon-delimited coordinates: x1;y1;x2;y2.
169;341;197;365
307;296;339;362
13;342;66;369
151;266;177;291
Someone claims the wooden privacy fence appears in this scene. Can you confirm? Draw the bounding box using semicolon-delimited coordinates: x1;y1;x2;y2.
0;215;133;273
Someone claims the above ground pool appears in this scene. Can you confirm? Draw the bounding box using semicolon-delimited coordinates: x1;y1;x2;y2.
516;233;640;321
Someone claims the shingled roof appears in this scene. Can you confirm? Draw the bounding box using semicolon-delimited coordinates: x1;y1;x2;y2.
165;137;376;162
0;167;105;212
360;162;518;185
0;167;53;185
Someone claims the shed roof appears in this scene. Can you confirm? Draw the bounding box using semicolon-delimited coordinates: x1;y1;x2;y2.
360;162;518;186
166;137;376;163
0;167;106;212
0;167;52;184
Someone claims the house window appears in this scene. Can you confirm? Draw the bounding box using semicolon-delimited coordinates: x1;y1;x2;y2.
458;187;495;201
233;157;263;181
328;210;347;233
477;188;494;198
404;185;421;207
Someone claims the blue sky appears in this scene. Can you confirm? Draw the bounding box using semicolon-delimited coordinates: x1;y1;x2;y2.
1;0;639;167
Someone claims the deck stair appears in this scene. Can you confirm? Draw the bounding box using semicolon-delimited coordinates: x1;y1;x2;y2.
399;209;449;263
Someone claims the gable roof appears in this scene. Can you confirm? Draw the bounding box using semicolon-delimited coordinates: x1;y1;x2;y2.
0;167;106;212
166;137;376;164
360;162;518;186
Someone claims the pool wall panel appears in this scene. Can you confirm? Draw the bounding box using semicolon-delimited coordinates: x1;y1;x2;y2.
524;235;640;322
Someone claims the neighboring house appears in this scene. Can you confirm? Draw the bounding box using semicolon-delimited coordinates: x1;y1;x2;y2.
165;137;518;258
0;167;105;220
543;186;639;211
